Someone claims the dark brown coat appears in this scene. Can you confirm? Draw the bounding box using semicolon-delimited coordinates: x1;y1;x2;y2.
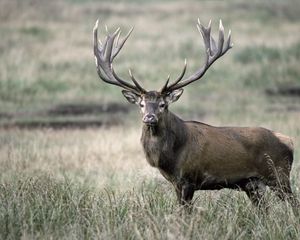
141;110;295;206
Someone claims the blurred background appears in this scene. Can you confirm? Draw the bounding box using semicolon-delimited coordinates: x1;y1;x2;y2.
1;0;299;129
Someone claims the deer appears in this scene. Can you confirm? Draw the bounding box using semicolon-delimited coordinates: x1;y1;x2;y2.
93;19;298;209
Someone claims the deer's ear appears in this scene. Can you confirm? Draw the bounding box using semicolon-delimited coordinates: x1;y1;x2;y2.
165;89;184;104
122;90;141;105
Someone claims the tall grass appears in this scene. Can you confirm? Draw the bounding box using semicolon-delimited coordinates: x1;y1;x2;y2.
0;124;299;239
0;174;299;239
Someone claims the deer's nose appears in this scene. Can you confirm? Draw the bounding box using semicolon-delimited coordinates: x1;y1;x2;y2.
143;114;158;125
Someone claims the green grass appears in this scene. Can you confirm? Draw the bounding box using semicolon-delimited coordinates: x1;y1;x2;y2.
1;174;299;239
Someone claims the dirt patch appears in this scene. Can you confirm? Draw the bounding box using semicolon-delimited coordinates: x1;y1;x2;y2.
265;86;300;97
47;103;129;116
265;86;300;113
0;102;130;129
267;105;300;113
0;113;13;120
1;120;118;130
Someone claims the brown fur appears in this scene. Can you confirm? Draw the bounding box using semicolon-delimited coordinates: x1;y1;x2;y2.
141;109;297;207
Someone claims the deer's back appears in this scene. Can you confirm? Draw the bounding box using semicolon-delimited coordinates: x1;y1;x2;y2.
179;121;293;187
185;121;293;156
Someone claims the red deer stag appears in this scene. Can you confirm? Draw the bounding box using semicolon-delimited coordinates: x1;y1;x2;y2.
93;19;297;208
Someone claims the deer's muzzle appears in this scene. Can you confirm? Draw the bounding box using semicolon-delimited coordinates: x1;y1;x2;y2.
143;114;158;125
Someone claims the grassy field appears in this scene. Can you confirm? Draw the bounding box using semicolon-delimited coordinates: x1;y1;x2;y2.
1;0;300;239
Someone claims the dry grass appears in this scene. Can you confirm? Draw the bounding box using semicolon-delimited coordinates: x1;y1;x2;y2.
0;127;156;189
1;126;300;239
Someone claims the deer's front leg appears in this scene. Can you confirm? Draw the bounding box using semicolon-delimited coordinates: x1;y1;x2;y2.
175;183;195;205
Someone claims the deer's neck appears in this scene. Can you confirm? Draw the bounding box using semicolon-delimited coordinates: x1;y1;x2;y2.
142;110;184;138
141;110;187;171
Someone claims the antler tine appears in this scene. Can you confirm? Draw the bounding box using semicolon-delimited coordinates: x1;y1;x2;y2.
160;74;170;93
115;29;121;48
166;19;232;91
104;27;120;62
225;29;233;53
162;59;187;92
128;69;147;93
93;19;100;52
112;27;134;60
93;20;145;94
218;20;224;54
197;19;212;56
94;20;120;86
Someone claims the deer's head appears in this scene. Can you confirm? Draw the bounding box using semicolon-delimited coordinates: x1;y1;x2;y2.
121;90;183;126
93;19;232;126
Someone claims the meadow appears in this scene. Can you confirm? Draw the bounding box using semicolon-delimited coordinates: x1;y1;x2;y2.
0;0;300;239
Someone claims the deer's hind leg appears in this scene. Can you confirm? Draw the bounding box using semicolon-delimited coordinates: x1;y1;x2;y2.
242;179;268;210
264;154;299;209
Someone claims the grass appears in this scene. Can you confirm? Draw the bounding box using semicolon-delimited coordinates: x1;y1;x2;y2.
1;125;300;239
1;174;299;239
1;0;300;239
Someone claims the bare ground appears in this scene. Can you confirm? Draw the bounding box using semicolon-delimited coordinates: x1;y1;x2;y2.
0;102;130;129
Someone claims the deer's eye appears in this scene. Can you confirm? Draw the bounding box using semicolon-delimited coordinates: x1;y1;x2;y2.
159;103;165;108
140;102;145;108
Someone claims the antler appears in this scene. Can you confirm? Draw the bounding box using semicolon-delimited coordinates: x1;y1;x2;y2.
93;20;146;94
162;19;233;93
